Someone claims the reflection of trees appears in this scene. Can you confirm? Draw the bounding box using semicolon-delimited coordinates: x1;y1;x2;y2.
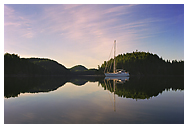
4;76;184;99
4;76;104;98
101;76;184;100
4;76;68;98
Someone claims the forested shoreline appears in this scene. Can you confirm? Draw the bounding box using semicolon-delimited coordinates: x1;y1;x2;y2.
98;51;184;76
4;53;98;77
4;52;184;76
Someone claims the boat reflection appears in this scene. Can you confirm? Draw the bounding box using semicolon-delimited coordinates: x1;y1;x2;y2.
104;76;129;111
105;76;129;83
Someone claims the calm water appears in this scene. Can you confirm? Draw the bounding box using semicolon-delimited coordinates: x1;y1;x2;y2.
4;76;184;124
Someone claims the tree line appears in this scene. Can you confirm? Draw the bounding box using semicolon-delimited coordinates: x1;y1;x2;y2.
4;53;98;76
4;51;184;76
4;53;50;76
98;51;184;75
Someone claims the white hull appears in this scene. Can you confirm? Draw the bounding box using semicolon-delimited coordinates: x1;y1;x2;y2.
105;72;129;77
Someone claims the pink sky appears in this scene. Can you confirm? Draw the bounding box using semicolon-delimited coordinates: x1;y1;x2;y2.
4;4;184;68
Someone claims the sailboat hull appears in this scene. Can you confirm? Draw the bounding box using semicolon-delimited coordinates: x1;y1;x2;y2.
105;72;130;77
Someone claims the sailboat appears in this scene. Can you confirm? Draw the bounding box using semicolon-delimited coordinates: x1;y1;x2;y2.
104;40;130;77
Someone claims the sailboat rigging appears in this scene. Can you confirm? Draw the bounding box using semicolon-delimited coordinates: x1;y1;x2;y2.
104;40;130;77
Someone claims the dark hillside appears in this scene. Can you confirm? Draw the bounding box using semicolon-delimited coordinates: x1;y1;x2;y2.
4;53;49;76
4;53;70;76
4;51;184;76
28;58;69;75
99;51;184;75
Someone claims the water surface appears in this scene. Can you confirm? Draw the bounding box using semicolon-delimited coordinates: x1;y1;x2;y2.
4;76;184;124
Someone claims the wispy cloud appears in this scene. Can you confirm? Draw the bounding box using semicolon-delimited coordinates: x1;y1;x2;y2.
5;4;175;68
4;4;156;62
37;5;141;49
4;4;151;44
4;5;34;39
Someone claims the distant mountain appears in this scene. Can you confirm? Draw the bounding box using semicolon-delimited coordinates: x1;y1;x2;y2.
69;65;100;75
70;65;88;71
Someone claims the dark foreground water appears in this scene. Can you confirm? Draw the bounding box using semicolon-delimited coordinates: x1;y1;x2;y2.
4;76;184;124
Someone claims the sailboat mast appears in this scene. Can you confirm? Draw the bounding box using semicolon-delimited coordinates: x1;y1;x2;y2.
114;40;116;73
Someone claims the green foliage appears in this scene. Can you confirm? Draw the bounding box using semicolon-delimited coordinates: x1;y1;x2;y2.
99;51;184;75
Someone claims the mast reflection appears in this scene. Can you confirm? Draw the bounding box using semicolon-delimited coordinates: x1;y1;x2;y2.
104;77;129;112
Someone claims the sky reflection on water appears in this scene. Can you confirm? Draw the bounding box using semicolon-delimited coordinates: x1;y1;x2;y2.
4;76;184;124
